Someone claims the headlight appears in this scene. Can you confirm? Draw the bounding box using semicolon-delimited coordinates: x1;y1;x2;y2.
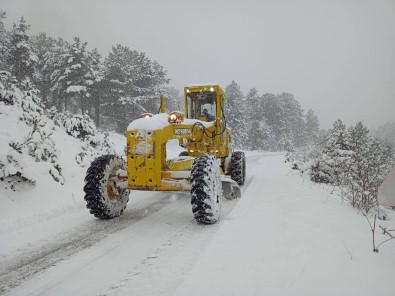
140;113;153;119
210;87;214;92
168;111;184;123
169;113;177;122
186;88;190;93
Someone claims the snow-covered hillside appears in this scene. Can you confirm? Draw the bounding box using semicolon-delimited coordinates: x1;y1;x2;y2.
0;101;125;229
1;130;394;296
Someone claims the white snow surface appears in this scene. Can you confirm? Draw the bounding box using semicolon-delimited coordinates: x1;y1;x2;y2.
127;113;170;131
186;82;217;87
127;113;213;131
66;85;87;93
0;110;394;295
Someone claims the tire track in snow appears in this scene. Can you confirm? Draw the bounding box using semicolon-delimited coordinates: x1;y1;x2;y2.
0;154;265;295
0;193;176;294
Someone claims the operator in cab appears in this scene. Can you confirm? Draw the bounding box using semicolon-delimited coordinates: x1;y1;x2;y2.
201;108;214;122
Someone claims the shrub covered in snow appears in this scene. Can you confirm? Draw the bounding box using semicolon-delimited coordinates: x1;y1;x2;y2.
290;120;395;212
0;71;20;105
75;131;116;167
0;78;65;187
63;113;96;139
0;141;36;190
25;115;64;184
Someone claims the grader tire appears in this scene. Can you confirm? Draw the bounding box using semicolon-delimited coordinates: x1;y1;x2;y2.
231;151;246;186
190;154;223;224
84;155;129;219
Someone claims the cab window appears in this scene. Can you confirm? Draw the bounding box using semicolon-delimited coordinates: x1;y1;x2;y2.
186;91;216;122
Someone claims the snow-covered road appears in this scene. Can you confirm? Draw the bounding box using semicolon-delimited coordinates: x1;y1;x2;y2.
1;152;394;296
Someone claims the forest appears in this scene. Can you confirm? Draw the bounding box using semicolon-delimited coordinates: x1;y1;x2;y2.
0;12;321;152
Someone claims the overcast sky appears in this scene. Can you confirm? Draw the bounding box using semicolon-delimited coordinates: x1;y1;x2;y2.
2;0;395;128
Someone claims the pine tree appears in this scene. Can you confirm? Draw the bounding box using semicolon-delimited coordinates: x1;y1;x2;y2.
343;122;394;211
30;32;57;106
280;92;307;148
245;88;275;150
85;48;104;126
310;120;351;184
162;86;182;113
261;93;286;150
50;37;96;112
0;10;8;70
305;109;320;145
101;44;168;132
225;81;246;149
7;17;38;81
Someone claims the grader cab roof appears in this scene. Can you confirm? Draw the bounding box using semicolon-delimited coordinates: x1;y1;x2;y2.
184;84;226;98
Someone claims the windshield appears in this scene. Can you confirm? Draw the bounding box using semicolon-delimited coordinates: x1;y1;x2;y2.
186;91;216;122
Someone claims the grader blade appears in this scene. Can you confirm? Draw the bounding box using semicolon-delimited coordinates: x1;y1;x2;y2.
222;177;241;200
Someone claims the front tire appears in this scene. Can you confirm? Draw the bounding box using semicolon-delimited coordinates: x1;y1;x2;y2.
84;155;129;219
190;154;223;224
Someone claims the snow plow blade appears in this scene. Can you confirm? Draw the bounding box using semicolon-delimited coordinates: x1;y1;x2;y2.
222;177;241;199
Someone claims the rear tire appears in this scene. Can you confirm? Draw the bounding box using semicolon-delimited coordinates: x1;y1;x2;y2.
84;155;129;219
190;154;222;224
231;151;246;186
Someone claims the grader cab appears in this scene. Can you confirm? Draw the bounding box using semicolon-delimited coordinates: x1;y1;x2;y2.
83;84;246;224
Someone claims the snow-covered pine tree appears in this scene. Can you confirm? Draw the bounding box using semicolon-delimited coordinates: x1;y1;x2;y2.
310;119;352;184
305;109;320;145
245;88;258;150
299;119;395;211
84;48;104;126
343;122;395;211
0;10;8;70
39;37;69;109
30;32;57;106
261;93;287;150
18;78;44;123
50;37;96;113
245;88;276;151
24;114;64;184
225;81;246;149
280;92;307;148
63;37;90;112
101;44;168;132
101;44;127;131
162;86;182;113
7;17;38;81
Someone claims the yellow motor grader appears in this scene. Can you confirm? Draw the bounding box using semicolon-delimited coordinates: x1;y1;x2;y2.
83;84;246;224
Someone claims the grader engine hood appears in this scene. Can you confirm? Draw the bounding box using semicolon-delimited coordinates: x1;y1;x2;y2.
126;113;214;191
